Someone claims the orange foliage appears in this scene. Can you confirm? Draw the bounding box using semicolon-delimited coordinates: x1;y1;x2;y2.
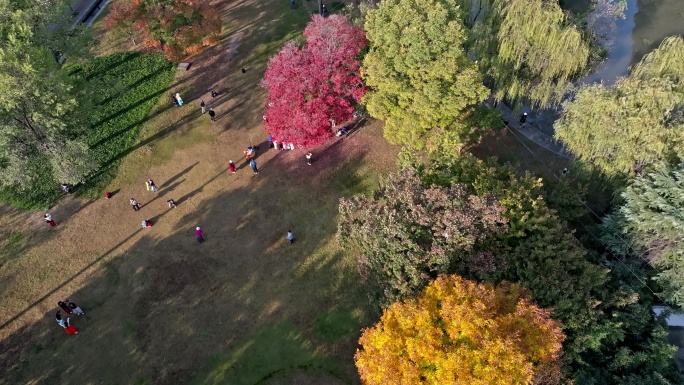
355;275;565;385
105;0;221;61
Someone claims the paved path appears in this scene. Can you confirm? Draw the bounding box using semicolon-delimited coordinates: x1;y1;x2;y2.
485;98;573;160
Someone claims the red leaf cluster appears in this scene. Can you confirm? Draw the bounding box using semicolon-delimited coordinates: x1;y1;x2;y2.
262;15;367;148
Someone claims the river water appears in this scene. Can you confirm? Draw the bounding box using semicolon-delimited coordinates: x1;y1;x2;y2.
533;0;684;136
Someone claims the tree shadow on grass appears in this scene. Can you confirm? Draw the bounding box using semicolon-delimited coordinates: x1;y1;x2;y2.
0;138;377;384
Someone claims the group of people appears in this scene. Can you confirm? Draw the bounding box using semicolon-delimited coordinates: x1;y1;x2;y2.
55;300;88;335
174;91;220;121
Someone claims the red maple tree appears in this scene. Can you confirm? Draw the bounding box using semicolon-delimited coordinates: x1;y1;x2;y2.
104;0;221;62
262;15;367;148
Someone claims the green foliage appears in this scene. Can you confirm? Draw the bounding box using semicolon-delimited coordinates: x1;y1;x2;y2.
603;162;684;306
0;52;174;208
361;0;489;148
420;154;608;355
473;0;591;107
569;259;682;385
338;168;509;303
73;52;175;198
0;0;94;204
342;151;681;383
555;36;684;176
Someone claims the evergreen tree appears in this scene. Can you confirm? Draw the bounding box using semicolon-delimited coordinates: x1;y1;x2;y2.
555;36;684;176
604;163;684;306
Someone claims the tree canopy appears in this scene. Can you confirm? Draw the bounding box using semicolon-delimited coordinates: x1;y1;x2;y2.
262;15;367;147
105;0;222;61
338;168;508;303
361;0;488;147
0;0;95;188
603;163;684;306
472;0;591;108
355;275;566;385
554;36;684;176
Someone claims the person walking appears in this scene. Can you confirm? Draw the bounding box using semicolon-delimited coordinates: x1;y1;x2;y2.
290;0;295;9
67;300;89;319
130;198;140;211
208;108;216;122
249;158;259;174
200;100;206;114
44;213;56;228
306;152;312;166
228;160;236;174
171;93;179;107
148;179;158;192
287;230;294;245
519;112;527;125
195;226;204;243
58;301;72;315
167;199;176;208
175;92;183;106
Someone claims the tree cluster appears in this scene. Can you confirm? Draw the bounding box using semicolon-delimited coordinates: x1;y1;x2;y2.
555;36;684;176
0;0;95;190
340;153;682;384
359;0;598;147
105;0;222;61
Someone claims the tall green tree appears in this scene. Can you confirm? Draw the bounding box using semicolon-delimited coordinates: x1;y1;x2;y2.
555;36;684;176
361;0;489;148
0;0;94;189
472;0;591;107
603;163;684;306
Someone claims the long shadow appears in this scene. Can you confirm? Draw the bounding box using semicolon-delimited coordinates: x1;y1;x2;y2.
86;108;205;184
0;228;142;332
0;136;379;384
95;66;170;108
77;53;135;81
91;86;178;129
160;162;199;188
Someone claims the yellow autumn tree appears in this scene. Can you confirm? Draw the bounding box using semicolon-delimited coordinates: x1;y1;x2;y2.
355;275;565;385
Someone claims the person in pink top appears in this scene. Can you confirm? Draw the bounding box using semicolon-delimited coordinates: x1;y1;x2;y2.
228;160;236;174
195;227;204;243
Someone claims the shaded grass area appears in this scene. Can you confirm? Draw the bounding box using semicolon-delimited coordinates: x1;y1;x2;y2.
74;52;175;198
0;123;398;384
0;52;174;209
192;322;340;385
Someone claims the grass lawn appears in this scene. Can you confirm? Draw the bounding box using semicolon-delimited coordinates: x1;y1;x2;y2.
0;0;399;383
73;52;175;198
0;52;174;209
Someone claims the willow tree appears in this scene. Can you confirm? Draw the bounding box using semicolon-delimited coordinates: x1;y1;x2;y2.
555;37;684;176
473;0;590;107
0;0;95;189
362;0;489;148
